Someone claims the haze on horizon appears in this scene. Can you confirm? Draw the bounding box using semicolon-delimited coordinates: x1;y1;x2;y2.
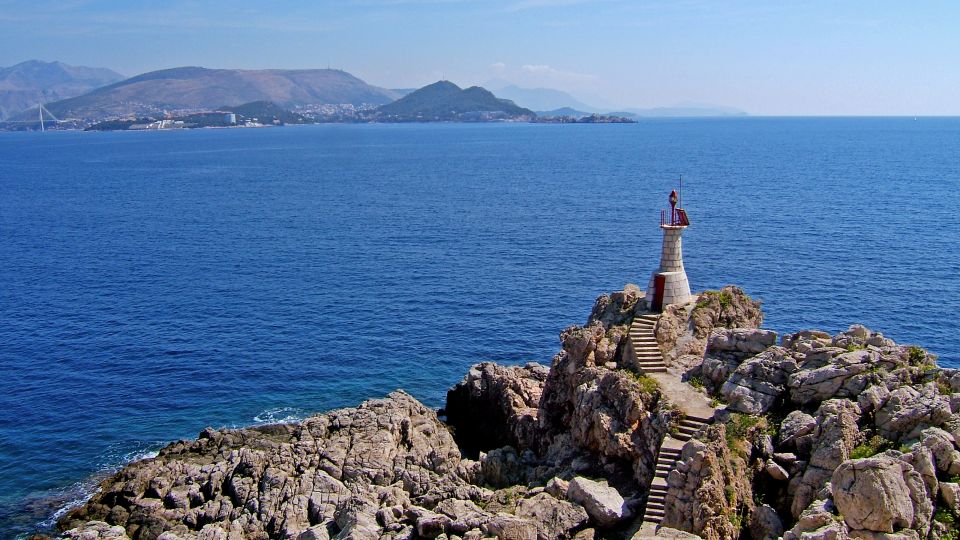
1;0;957;116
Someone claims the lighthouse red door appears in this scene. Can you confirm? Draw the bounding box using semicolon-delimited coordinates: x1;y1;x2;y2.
652;275;666;312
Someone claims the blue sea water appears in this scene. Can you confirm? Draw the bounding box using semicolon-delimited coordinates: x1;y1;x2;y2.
1;119;959;536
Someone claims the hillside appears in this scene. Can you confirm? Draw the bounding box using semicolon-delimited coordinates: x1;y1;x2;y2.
0;60;123;119
376;81;534;121
29;67;400;121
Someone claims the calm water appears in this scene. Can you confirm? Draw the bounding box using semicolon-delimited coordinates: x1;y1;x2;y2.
1;120;959;536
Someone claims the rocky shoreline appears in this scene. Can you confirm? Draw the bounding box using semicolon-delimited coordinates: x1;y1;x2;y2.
48;286;960;540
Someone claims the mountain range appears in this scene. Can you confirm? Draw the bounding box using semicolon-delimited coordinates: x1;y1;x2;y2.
1;59;747;124
0;60;124;119
20;66;400;121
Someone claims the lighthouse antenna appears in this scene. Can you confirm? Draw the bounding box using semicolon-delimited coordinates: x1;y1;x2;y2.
679;174;683;209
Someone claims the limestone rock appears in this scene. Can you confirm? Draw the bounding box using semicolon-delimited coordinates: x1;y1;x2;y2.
58;392;478;539
788;349;875;405
515;492;589;539
780;411;817;448
720;346;798;414
766;460;790;481
749;504;785;540
62;521;131;539
566;477;629;527
784;498;849;540
941;482;960;515
832;454;932;534
707;328;778;354
875;385;952;440
483;514;538;540
446;361;548;453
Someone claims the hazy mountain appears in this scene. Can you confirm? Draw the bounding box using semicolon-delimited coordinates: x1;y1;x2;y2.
28;67;400;120
492;84;598;113
537;107;592;118
377;81;534;121
0;60;124;119
621;104;747;117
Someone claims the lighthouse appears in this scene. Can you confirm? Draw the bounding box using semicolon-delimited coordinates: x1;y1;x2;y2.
645;189;693;311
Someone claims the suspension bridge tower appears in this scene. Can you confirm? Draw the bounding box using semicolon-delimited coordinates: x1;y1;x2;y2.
645;189;693;312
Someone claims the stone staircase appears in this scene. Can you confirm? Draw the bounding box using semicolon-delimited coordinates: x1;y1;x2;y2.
629;314;667;374
628;312;715;526
642;412;714;524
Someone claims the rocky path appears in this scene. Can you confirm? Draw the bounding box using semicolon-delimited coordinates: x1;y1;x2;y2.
630;312;716;527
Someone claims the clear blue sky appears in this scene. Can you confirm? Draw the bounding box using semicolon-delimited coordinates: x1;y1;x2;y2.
1;0;957;115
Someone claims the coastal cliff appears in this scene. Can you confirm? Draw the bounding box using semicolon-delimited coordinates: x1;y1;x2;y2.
53;286;960;540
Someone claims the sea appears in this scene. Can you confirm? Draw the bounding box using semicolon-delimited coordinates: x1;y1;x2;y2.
1;119;958;536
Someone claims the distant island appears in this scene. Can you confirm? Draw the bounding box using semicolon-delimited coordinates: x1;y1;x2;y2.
0;61;758;131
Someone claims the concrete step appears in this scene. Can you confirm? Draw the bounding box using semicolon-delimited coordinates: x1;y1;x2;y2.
683;413;715;424
645;509;665;518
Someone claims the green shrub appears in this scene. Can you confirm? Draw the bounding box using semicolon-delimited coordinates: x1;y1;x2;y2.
725;413;766;454
696;289;733;310
908;346;927;364
689;376;705;390
626;371;660;394
850;435;892;459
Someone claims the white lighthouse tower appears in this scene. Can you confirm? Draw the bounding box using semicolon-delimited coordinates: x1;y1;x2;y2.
645;189;693;311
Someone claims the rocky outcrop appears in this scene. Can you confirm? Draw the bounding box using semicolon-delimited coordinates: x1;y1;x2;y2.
60;392;488;540
660;425;752;540
54;288;960;540
656;286;763;371
832;453;932;536
566;477;630;527
445;361;548;454
719;347;797;414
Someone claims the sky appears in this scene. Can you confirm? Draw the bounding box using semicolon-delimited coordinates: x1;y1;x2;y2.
0;0;958;115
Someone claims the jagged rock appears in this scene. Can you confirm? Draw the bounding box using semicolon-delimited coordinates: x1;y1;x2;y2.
435;498;492;535
566;477;629;527
62;521;131;539
788;349;875;405
480;446;528;487
720;346;798;414
766;460;790;480
783;498;847;540
901;445;938;498
876;384;952;440
832;454;932;534
656;286;763;368
59;392;480;539
848;530;920;540
789;400;861;518
631;525;703;539
573;528;597;540
545;477;570;499
661;426;745;540
446;362;548;453
483;514;538;540
780;411;817;448
919;427;959;473
515;492;589;539
749;504;785;540
940;482;960;514
708;328;778;354
859;385;892;415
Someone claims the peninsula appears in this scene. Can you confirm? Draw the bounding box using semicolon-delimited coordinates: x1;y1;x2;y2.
48;194;960;540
